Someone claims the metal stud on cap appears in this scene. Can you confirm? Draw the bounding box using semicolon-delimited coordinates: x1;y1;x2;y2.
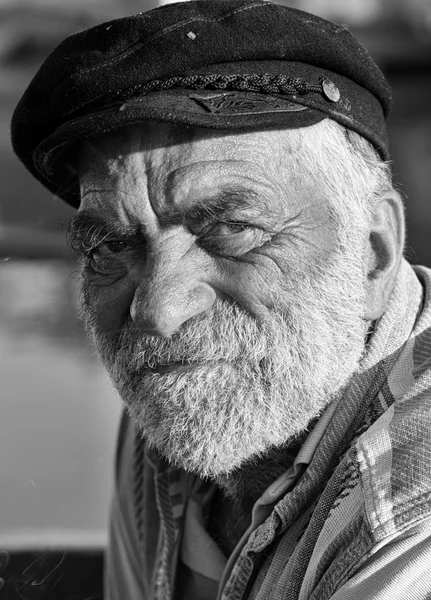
322;79;341;102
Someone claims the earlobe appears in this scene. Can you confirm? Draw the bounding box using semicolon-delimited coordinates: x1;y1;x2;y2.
363;189;405;321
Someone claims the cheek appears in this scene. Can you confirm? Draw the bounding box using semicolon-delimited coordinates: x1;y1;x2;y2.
214;246;329;320
81;275;136;335
214;221;336;318
212;258;285;321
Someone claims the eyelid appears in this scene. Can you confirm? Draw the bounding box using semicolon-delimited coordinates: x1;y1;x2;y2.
200;214;257;229
197;222;271;257
92;240;129;255
91;234;143;251
80;239;138;268
209;222;251;235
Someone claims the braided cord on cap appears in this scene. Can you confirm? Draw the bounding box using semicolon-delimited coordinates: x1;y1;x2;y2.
115;73;323;101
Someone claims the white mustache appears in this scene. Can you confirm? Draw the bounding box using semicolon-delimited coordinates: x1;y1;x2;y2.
114;302;272;372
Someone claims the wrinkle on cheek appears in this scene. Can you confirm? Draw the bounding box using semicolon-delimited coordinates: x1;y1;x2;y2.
210;257;279;319
209;229;332;316
274;205;335;254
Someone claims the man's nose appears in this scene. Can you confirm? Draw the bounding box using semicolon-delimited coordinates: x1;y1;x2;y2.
129;247;216;338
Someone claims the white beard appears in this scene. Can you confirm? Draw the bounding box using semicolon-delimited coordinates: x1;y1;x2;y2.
82;245;368;479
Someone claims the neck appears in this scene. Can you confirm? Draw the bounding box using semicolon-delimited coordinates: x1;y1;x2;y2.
207;433;309;555
215;437;305;511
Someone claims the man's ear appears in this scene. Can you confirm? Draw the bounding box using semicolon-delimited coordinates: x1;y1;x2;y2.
364;189;405;321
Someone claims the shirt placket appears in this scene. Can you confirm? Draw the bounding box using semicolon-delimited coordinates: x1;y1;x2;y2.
152;468;186;600
219;511;281;600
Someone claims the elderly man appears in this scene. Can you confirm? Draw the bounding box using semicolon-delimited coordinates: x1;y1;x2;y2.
11;0;431;598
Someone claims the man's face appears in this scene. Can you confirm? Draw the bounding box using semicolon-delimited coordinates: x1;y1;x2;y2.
73;122;369;478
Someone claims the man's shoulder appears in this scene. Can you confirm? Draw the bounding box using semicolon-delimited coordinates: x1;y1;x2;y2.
355;261;431;530
309;264;431;585
296;350;431;598
319;386;431;598
355;333;431;543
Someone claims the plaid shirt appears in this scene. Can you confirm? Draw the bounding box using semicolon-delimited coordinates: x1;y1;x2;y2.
106;259;431;600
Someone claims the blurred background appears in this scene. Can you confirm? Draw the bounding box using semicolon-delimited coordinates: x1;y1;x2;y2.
0;0;430;597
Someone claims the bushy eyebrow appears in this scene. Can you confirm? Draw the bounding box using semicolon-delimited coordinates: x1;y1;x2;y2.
159;188;260;227
67;187;261;256
66;211;141;257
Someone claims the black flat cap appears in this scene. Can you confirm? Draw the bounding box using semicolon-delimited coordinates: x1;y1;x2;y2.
11;0;392;208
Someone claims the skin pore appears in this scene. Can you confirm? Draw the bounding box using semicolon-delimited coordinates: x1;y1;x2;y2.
71;121;403;553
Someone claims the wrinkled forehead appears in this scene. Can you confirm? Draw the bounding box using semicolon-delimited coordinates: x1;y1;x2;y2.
75;121;324;226
77;121;306;184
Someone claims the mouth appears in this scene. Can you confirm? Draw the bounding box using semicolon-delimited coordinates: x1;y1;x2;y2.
148;362;204;375
140;358;230;376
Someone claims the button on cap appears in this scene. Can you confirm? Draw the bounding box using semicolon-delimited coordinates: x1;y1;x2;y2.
322;78;341;102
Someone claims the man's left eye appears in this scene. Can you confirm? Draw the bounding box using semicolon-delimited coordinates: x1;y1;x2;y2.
197;221;270;257
206;222;250;235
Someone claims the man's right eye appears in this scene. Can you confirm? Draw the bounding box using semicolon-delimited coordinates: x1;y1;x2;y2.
84;240;133;273
91;240;129;256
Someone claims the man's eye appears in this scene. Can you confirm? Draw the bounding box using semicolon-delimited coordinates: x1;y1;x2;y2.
197;221;270;257
92;240;128;256
206;222;250;235
85;240;131;272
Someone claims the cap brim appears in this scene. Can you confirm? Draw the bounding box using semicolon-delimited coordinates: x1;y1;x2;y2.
34;89;327;207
